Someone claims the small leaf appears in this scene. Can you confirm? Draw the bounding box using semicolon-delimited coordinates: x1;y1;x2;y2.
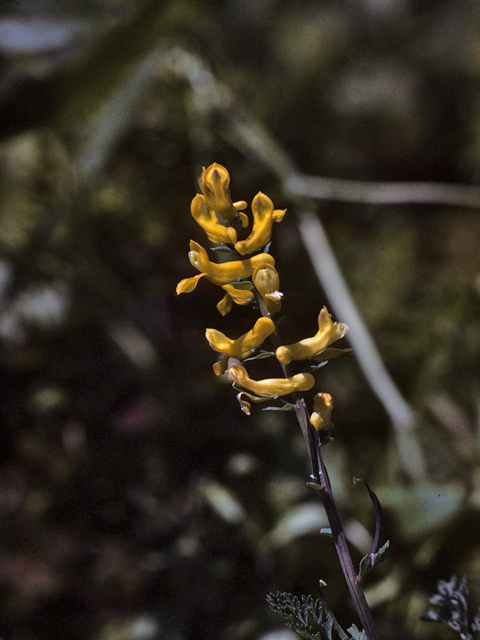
358;540;390;582
263;404;295;412
347;624;367;639
244;350;275;361
303;361;329;373
230;280;255;290
307;481;325;494
209;244;234;253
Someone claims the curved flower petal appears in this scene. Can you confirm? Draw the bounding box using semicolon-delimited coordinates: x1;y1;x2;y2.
199;163;237;224
188;240;275;286
309;392;333;432
176;273;207;295
252;262;283;316
206;317;275;360
213;354;229;376
276;307;348;365
235;192;286;255
217;284;255;316
221;284;255;305
190;194;237;245
236;390;270;415
217;293;233;316
228;363;315;397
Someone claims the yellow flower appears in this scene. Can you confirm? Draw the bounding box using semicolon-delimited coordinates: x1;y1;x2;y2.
199;163;247;225
176;241;275;293
227;363;315;397
208;317;275;376
206;317;275;359
235;192;287;255
216;284;255;315
252;262;283;316
309;393;333;432
190;194;237;245
276;307;348;365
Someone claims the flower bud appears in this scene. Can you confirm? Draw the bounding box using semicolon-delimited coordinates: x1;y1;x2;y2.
309;393;333;431
199;163;237;224
252;262;283;315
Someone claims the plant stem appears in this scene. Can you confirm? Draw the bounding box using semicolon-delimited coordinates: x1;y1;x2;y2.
296;396;382;640
257;294;381;639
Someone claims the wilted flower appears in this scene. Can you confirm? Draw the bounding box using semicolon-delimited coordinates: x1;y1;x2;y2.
235;192;286;255
252;262;283;316
276;307;348;365
310;392;333;432
228;362;315;397
190;194;237;245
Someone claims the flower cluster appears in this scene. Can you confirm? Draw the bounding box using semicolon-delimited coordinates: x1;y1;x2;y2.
177;163;349;431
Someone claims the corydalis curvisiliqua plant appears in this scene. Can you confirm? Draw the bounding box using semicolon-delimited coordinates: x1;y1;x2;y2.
177;163;387;640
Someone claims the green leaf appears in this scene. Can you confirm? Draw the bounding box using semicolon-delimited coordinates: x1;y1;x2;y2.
230;280;255;290
210;244;234;253
358;540;390;582
303;361;329;373
244;350;275;361
263;404;295;412
307;481;325;494
347;625;367;639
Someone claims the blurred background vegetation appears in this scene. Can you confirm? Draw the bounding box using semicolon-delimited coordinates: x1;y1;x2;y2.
0;0;480;638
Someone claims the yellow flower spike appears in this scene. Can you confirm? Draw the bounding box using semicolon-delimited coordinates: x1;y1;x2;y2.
190;194;237;245
206;317;275;360
309;393;333;432
227;363;315;398
235;192;287;256
199;163;237;224
276;307;348;365
188;240;275;286
252;262;283;315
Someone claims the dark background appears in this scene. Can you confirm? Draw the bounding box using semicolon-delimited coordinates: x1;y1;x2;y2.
0;0;479;638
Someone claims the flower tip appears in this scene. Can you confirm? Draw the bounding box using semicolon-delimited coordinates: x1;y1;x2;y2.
276;345;291;365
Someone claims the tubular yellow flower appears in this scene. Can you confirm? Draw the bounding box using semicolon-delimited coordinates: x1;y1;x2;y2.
252;262;283;315
276;307;348;365
206;317;275;359
190;194;237;245
199;163;237;224
187;240;275;286
309;393;333;432
227;363;315;397
235;192;287;255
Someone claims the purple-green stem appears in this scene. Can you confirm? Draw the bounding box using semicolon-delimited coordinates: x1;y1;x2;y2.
293;396;382;640
258;298;381;640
